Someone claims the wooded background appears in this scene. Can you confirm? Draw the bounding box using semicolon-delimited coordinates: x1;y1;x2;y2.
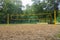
0;0;60;24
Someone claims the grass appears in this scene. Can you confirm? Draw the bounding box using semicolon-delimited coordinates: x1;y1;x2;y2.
55;33;60;38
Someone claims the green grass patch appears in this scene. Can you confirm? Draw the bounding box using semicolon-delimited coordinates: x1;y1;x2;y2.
55;34;60;38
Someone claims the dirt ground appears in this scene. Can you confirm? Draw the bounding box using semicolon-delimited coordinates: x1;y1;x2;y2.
0;24;60;40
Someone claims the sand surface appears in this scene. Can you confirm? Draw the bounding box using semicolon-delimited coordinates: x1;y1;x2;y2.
0;24;60;40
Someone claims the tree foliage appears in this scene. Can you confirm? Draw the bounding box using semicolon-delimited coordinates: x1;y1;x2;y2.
0;0;60;24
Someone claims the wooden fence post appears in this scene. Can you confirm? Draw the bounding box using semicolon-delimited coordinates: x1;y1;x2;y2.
54;10;56;24
7;14;9;24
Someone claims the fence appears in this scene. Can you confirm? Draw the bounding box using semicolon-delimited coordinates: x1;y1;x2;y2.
0;13;59;24
0;13;52;24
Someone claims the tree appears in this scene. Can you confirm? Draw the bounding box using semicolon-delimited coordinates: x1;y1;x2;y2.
0;0;23;24
31;0;59;23
22;4;38;23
